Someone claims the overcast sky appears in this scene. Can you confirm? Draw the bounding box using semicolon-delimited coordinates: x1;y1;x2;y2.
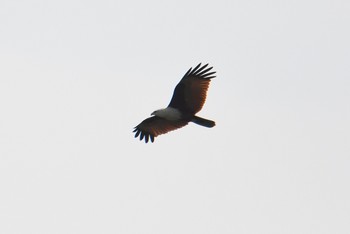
1;0;349;233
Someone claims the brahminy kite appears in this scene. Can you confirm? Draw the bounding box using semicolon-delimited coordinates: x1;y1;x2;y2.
133;63;216;143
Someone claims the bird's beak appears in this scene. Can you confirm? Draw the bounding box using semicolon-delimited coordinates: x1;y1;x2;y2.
151;111;155;116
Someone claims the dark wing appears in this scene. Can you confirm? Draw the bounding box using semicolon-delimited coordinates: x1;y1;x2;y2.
168;63;216;114
133;116;189;143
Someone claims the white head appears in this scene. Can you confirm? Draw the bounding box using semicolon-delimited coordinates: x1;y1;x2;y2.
151;108;165;116
150;107;181;121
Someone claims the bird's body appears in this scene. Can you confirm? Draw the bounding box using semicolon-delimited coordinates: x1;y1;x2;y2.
133;63;216;143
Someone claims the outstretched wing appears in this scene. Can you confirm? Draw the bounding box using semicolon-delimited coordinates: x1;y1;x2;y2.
133;116;188;143
168;63;216;114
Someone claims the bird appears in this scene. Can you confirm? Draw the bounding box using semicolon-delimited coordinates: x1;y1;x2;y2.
133;63;216;143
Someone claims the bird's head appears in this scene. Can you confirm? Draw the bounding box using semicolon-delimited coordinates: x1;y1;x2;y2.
151;109;163;116
151;107;181;120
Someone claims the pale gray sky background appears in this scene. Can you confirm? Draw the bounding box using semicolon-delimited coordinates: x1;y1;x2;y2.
1;0;349;233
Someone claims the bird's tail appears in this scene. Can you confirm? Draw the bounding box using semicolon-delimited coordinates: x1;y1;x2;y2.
191;116;215;128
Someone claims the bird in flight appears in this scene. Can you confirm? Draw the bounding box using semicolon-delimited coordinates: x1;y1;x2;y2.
133;63;216;143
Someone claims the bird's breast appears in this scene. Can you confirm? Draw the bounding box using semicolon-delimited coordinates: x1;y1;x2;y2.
155;107;182;121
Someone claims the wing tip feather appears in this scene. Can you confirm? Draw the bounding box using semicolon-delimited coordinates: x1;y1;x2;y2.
185;63;216;79
133;126;155;143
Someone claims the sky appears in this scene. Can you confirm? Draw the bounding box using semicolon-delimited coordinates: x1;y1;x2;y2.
0;0;349;233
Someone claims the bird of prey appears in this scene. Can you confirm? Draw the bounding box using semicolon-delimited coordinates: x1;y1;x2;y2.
133;63;216;143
